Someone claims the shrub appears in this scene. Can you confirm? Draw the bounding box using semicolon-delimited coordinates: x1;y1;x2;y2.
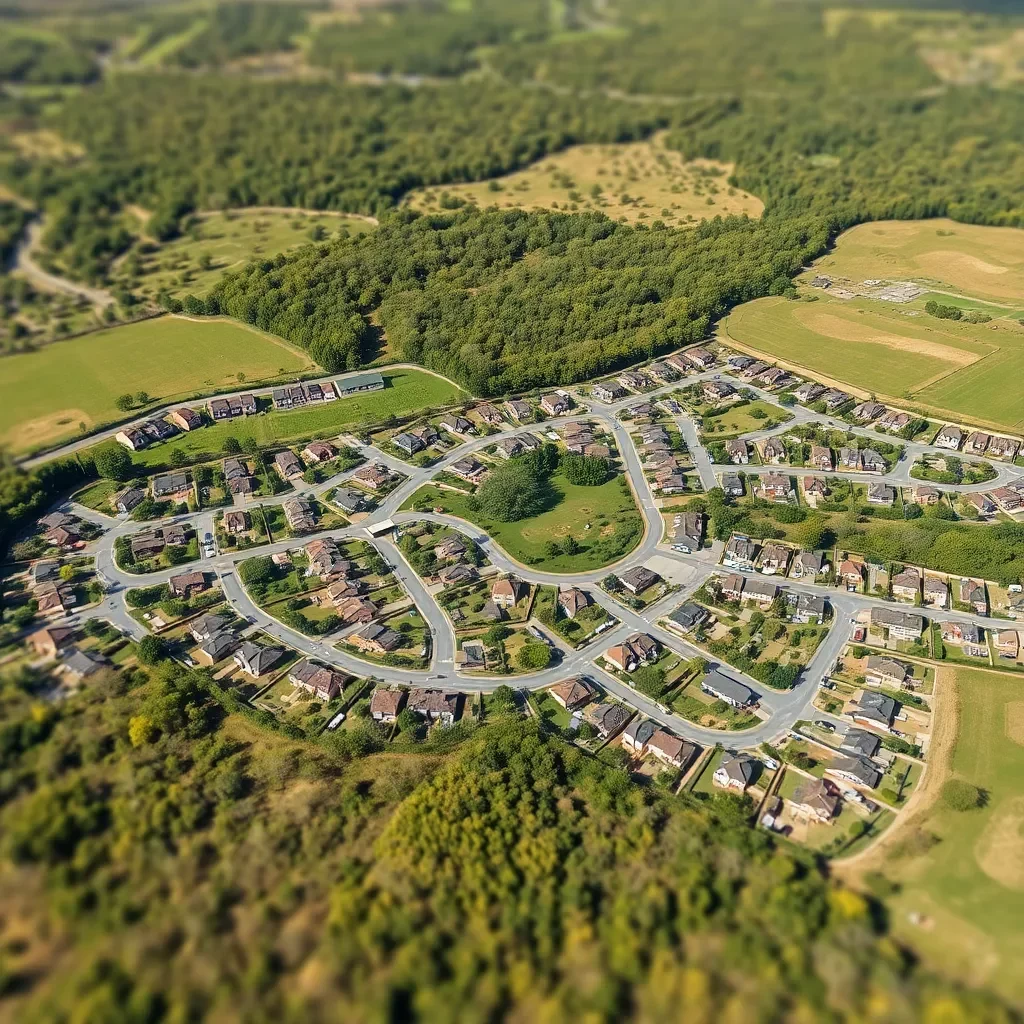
941;779;981;811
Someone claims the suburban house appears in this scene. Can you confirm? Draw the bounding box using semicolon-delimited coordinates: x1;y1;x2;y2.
852;401;886;422
44;525;81;549
392;431;425;456
865;655;911;688
959;578;987;615
852;690;897;730
301;441;337;465
922;576;949;608
370;687;406;722
755;366;791;390
721;473;744;497
618;371;651;392
841;729;881;758
891;567;921;602
823;389;851;411
838;559;863;589
723;536;758;571
114;486;146;513
839;448;862;471
195;630;238;665
274;450;304;480
935;424;964;451
283;497;317;532
440;415;474;436
27;625;76;659
624;632;659;662
558;587;590;618
655;467;687;493
809;446;833;472
491;577;525;608
870;606;924;641
473;403;504;426
450;458;489;484
966;430;991;454
432;536;466;565
233;642;284;678
991;486;1023;511
353;463;394;491
504;398;533;422
115;427;150;451
671;511;704;552
332;488;367;515
272;386;308;410
793;381;824;403
327;580;363;603
867;482;894;506
349;623;403;655
189;612;230;643
988;436;1020;460
223;458;255;495
743;578;779;608
592;382;626;402
761;437;786;464
540;393;571;416
290;660;345;701
60;647;109;681
588;702;631;739
861;450;887;474
789;592;826;624
716;573;744;603
963;492;997;518
169;406;202;431
305;538;350;578
713;753;760;791
152;472;191;501
549;676;596;711
995;630;1020;658
223;510;248;535
826;753;881;790
605;633;658;673
683;346;715;370
740;359;769;379
618;565;660;595
668;601;708;632
726;353;755;372
701;670;756;708
337;597;377;624
335;371;384;397
725;439;749;464
439;564;476;586
757;473;794;503
169;570;207;599
790;551;825;579
912;485;941;505
702;380;735;403
35;583;76;615
141;418;178;442
408;689;460;725
648;361;678;383
790;778;841;823
622;719;657;755
759;542;791;576
646;730;698;770
801;476;828;507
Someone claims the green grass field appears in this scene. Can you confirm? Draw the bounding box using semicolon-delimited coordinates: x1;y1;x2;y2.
402;470;643;572
0;316;315;453
723;293;1024;431
114;209;373;301
872;667;1024;1004
116;370;466;470
699;399;792;436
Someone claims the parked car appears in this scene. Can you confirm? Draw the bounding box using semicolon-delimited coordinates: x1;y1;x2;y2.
814;720;836;733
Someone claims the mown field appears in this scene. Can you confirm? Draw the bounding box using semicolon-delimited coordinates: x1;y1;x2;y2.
118;369;466;470
113;209;374;301
723;293;1024;431
811;219;1024;305
405;135;763;227
855;667;1024;1006
0;316;314;453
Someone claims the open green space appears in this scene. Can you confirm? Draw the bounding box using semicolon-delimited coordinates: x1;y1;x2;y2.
871;668;1024;1005
0;316;314;454
101;370;466;471
113;209;373;302
698;399;791;437
402;470;644;572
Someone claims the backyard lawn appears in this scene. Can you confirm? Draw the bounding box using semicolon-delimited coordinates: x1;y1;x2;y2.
403;470;643;572
1;315;314;453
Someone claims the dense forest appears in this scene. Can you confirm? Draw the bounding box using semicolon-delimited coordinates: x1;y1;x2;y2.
0;660;1013;1021
169;2;309;68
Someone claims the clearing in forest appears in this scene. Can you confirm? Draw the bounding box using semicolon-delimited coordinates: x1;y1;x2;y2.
113;209;373;302
0;315;314;454
404;135;763;227
839;667;1024;1006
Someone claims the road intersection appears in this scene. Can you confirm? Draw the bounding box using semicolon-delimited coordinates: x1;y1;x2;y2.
53;362;1024;750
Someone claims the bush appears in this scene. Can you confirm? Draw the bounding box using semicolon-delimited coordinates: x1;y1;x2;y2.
516;643;551;670
941;779;981;811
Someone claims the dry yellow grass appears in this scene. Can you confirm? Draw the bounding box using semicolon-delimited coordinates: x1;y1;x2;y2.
975;795;1024;890
405;135;763;226
9;130;83;162
1006;701;1024;745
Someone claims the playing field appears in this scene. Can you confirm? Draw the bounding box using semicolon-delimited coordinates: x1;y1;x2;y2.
0;316;314;453
809;219;1024;305
114;209;373;301
118;369;467;470
723;293;1024;431
858;668;1024;1005
404;134;763;227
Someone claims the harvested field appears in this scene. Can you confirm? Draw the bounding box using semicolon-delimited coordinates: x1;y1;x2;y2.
405;134;763;227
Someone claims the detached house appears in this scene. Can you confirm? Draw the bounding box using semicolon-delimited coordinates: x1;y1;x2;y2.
790;778;841;823
810;446;833;472
852;690;897;730
761;437;786;464
549;676;596;712
759;542;791;576
826;753;881;790
370;687;406;722
789;591;826;624
301;441;336;465
473;403;504;426
723;536;758;571
966;431;991;454
558;587;590;618
671;511;704;553
922;576;949;608
683;347;716;370
593;382;626;402
233;642;285;678
283;497;317;532
701;670;757;708
877;410;912;434
504;399;533;422
852;401;886;422
891;567;921;602
169;571;207;600
963;492;997;518
758;473;794;503
618;566;660;595
801;476;828;507
793;381;824;403
491;577;525;608
790;551;825;579
540;393;571;416
865;655;911;688
450;458;489;485
440;415;474;436
988;436;1020;461
702;380;735;403
959;578;987;615
408;689;460;726
935;424;964;451
290;660;345;702
352;463;393;491
912;485;941;506
713;752;760;791
274;450;304;480
647;730;698;770
867;482;894;506
725;439;749;464
870;607;923;642
169;406;202;432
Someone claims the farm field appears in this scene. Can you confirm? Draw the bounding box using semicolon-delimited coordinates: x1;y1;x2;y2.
849;667;1024;1005
404;135;764;227
402;471;644;572
0;316;314;453
116;369;466;471
112;209;373;301
722;293;1024;431
808;219;1024;305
